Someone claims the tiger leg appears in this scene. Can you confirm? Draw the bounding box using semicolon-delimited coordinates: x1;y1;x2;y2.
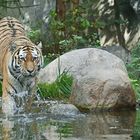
2;79;17;115
24;77;38;112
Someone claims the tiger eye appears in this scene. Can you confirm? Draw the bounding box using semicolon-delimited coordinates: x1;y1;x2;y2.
19;56;26;61
33;56;38;61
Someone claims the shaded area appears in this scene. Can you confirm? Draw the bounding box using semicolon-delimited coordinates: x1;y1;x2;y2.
95;0;140;49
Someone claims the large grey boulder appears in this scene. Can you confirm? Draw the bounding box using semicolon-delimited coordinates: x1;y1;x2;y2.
39;48;136;111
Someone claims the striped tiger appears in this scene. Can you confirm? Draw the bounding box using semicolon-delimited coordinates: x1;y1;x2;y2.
0;17;43;115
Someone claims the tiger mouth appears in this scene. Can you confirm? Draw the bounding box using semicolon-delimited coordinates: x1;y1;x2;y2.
26;74;36;77
22;72;36;78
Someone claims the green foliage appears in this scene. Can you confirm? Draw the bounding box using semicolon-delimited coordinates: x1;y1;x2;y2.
127;43;140;99
38;71;73;100
24;1;101;62
132;110;140;139
46;1;100;55
43;53;60;66
27;29;41;44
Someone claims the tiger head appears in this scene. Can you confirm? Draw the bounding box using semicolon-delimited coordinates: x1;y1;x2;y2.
8;41;43;79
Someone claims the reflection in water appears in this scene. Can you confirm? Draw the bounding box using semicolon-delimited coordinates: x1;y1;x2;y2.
1;116;46;140
0;110;139;140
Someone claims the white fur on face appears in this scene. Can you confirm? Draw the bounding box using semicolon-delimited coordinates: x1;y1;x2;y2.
32;49;38;58
19;48;39;59
19;49;26;59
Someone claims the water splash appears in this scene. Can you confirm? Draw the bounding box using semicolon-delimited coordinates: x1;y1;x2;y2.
2;94;17;116
2;91;38;116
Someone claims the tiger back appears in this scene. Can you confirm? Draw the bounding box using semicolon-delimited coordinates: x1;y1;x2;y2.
0;17;43;115
0;17;25;78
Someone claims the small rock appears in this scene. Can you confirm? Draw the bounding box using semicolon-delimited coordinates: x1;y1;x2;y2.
49;103;80;116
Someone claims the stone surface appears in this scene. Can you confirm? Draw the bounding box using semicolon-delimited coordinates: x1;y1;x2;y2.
48;103;80;116
101;45;131;64
39;48;136;111
0;0;55;35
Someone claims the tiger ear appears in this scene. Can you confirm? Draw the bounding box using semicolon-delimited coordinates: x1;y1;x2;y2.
37;42;42;49
10;43;17;52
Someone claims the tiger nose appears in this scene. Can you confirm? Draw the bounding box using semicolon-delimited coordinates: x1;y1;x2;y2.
27;69;34;73
26;61;34;73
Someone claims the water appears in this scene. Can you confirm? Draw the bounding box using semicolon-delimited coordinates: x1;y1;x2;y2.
0;98;140;140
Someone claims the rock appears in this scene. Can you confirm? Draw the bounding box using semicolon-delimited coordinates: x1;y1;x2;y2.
0;1;55;27
101;45;131;64
39;48;136;111
49;103;80;116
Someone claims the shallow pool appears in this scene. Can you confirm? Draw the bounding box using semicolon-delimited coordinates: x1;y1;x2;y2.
0;106;140;140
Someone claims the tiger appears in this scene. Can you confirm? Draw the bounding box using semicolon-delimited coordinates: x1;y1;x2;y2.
0;17;43;115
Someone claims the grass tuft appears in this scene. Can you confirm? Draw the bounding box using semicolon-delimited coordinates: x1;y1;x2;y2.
38;71;73;101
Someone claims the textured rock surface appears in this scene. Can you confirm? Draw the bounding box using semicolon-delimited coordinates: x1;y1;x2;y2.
0;0;55;35
39;48;136;111
101;45;131;64
48;103;80;116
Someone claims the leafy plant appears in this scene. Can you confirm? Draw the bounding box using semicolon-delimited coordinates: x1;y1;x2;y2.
127;43;140;99
45;1;100;55
27;29;41;44
38;71;73;101
132;111;140;139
